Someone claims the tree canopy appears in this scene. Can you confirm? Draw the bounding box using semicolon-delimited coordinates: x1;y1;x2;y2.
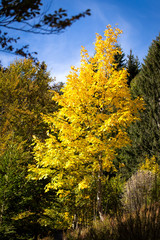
0;59;64;239
0;0;91;59
0;22;160;239
28;25;144;223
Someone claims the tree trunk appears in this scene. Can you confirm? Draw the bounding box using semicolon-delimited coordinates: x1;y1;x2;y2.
97;153;104;221
73;214;78;229
0;204;4;225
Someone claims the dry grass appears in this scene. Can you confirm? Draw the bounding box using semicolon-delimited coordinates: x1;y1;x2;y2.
66;202;160;240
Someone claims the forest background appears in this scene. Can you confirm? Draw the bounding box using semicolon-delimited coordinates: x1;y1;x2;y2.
0;1;160;240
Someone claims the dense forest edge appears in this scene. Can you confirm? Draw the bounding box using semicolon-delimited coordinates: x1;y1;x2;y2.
0;25;160;240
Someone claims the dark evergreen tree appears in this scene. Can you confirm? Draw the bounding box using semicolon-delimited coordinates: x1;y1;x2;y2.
126;49;141;86
113;45;126;70
129;34;160;165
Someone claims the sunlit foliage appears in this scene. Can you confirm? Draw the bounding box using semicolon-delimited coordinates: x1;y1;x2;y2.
29;25;144;224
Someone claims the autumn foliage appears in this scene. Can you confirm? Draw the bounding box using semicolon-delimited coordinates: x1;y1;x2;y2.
28;25;144;224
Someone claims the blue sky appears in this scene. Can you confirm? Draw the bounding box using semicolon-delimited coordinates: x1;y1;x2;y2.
1;0;160;83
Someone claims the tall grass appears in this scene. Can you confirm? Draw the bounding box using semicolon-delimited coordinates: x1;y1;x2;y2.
66;202;160;240
117;203;160;240
66;169;160;240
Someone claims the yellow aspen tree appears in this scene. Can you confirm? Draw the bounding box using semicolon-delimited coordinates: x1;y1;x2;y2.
29;25;144;221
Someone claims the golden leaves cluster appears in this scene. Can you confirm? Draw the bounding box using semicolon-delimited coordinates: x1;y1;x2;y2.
29;25;144;198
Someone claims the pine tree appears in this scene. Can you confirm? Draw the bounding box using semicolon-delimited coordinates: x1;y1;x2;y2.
130;34;160;164
126;49;141;86
113;45;126;70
